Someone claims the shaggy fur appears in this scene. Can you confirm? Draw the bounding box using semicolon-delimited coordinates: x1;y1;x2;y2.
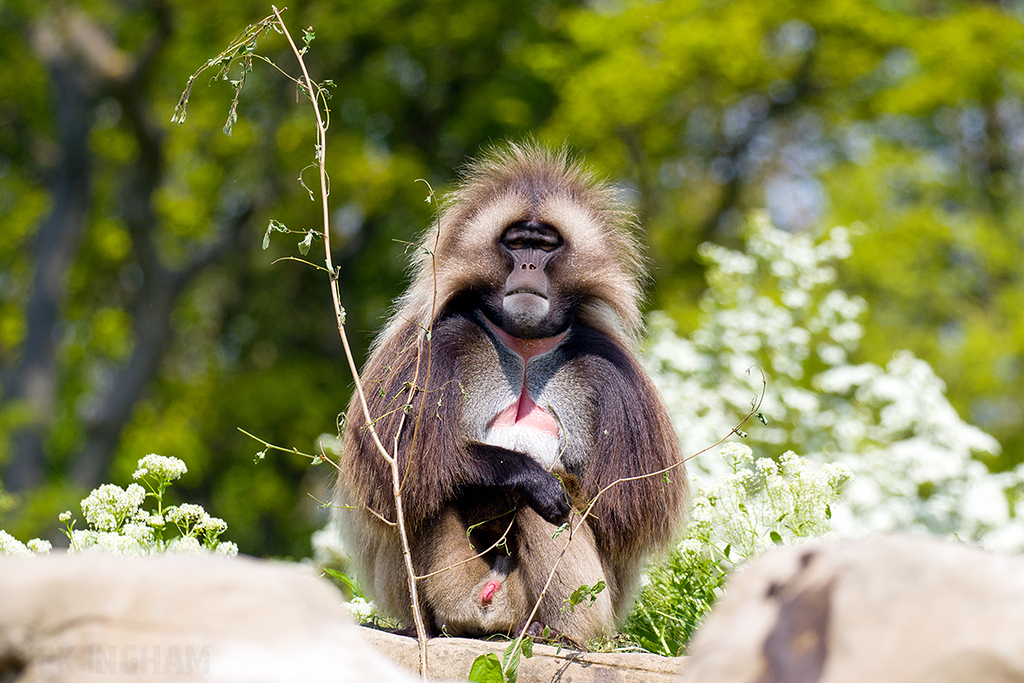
334;141;686;643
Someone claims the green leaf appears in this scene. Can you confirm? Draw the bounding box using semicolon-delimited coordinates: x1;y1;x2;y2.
567;580;606;612
501;636;533;683
769;530;783;545
299;231;314;255
322;568;364;599
468;653;503;683
223;106;237;137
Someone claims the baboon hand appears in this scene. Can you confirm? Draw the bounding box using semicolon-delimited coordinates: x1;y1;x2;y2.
521;471;571;525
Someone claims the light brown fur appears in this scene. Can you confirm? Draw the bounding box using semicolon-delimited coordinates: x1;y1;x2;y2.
334;141;686;644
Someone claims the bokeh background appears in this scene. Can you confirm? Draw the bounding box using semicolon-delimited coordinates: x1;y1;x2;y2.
2;0;1023;558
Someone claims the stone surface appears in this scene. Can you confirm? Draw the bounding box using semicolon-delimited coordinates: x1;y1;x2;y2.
0;553;430;682
360;626;687;682
685;536;1024;683
0;552;685;682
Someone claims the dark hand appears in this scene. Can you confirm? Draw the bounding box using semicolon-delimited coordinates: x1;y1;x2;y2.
467;443;572;525
520;470;571;525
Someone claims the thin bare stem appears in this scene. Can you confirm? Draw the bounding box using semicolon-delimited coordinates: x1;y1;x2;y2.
397;180;443;497
415;512;518;581
270;256;332;273
270;7;429;677
238;427;318;460
308;493;397;527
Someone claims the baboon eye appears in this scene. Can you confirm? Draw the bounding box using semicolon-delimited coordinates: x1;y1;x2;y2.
501;222;563;252
504;237;559;252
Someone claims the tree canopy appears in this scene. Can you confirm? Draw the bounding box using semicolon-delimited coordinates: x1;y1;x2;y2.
2;0;1023;557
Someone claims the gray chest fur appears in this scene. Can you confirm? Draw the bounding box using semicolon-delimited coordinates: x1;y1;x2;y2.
459;329;595;475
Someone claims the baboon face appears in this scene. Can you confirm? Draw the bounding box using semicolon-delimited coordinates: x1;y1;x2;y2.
481;220;574;339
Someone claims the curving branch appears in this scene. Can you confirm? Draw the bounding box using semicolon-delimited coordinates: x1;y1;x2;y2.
73;1;255;486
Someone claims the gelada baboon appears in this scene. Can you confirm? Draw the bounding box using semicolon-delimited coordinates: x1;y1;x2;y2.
334;141;686;645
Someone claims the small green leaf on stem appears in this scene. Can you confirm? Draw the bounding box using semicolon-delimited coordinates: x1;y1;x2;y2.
264;219;288;250
468;653;503;683
501;636;533;683
322;567;364;599
300;27;315;54
565;580;606;614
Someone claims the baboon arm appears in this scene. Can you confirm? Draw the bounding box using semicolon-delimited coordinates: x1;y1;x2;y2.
344;314;517;526
342;318;464;525
465;443;571;524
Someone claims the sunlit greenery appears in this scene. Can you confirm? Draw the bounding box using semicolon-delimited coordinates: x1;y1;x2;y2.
1;0;1022;572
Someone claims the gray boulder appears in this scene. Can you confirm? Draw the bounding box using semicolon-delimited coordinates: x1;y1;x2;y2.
686;536;1024;683
0;553;425;682
0;552;684;682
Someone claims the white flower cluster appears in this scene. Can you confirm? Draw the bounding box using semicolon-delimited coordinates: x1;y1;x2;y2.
164;503;231;551
686;444;851;563
342;596;379;624
645;213;1022;551
133;453;188;482
81;483;148;532
0;530;51;557
0;454;238;558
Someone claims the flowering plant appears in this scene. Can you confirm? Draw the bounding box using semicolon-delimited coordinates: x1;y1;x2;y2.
645;213;1019;550
1;454;237;557
627;213;1018;654
625;444;850;655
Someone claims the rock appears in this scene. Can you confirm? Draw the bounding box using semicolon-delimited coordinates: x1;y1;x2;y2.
0;553;434;682
0;552;685;682
359;626;687;682
685;536;1024;683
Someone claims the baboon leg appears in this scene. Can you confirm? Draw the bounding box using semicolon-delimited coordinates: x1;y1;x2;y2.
516;508;615;645
416;505;528;637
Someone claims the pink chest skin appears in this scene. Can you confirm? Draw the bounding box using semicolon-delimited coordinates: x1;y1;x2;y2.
482;320;566;438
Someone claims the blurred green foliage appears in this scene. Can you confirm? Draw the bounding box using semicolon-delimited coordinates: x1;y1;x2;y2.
1;0;1023;558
